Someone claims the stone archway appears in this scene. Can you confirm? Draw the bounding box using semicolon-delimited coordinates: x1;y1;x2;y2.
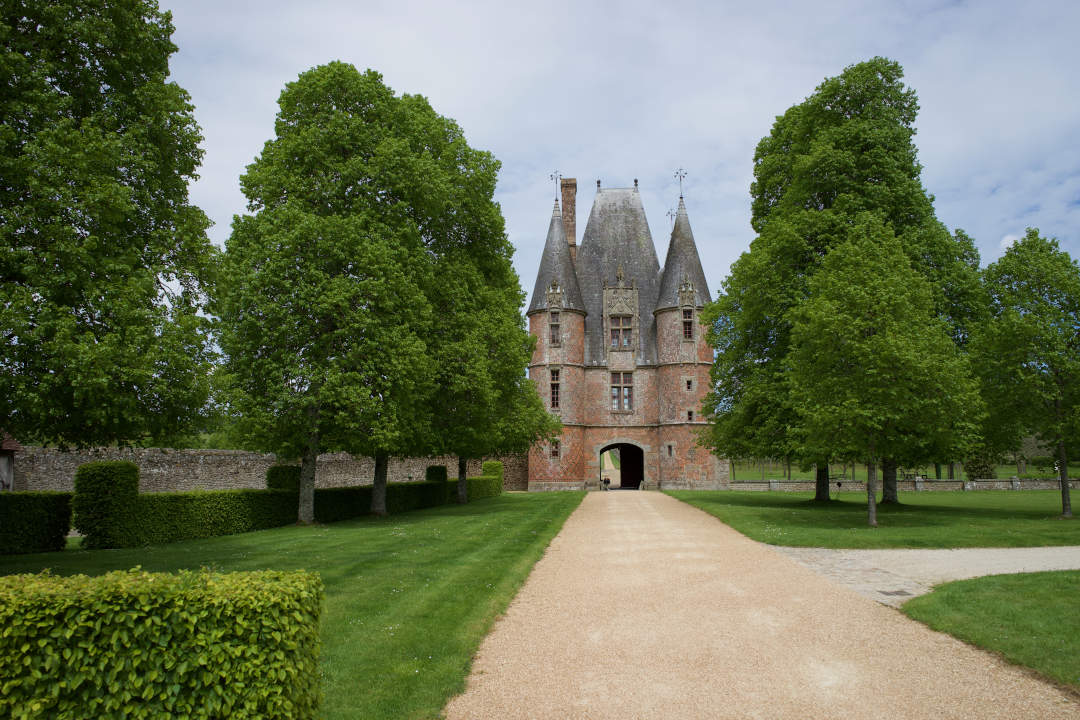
599;443;644;490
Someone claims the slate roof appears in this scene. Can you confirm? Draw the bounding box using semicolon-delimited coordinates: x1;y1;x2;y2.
656;197;711;310
527;200;585;314
575;188;661;365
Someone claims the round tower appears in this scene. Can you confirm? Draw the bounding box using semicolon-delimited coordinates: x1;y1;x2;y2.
654;197;719;489
526;192;586;490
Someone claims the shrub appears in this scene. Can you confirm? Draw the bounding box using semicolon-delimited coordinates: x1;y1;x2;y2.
314;486;371;523
385;480;451;514
425;465;448;483
0;568;322;719
266;464;301;492
963;457;997;480
467;474;503;500
73;460;139;549
132;490;297;545
481;460;504;481
0;492;71;554
312;481;457;522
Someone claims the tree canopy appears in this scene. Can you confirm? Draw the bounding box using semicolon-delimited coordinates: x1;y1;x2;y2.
787;217;983;524
973;229;1079;517
216;62;551;519
702;57;982;502
0;0;216;447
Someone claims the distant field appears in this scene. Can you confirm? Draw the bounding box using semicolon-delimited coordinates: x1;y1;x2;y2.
729;460;1077;483
666;490;1079;548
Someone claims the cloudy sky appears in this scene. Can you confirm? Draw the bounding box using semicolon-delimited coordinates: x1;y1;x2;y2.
166;0;1080;302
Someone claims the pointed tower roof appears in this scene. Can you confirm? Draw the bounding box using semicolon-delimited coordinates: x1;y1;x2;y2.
528;199;585;314
657;197;710;310
576;186;662;363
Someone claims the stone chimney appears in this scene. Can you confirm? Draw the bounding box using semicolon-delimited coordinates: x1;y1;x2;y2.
560;177;577;261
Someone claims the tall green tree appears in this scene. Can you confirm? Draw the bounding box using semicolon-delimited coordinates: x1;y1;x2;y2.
217;62;536;519
0;0;216;447
787;217;982;525
428;248;559;502
703;57;982;501
974;229;1079;517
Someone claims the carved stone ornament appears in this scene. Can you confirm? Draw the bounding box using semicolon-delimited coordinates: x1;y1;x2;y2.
678;274;696;307
546;279;563;309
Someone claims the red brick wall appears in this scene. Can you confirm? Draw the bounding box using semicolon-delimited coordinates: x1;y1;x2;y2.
527;294;725;490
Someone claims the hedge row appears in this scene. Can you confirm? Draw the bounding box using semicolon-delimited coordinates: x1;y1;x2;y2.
73;462;297;548
0;492;72;555
133;490;297;545
0;568;322;719
465;474;503;500
266;464;301;492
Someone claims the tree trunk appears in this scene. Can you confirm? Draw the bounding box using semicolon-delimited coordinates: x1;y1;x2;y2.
935;463;942;480
371;453;389;516
1057;440;1073;518
947;462;955;480
881;458;899;504
866;460;878;527
298;428;318;525
814;462;830;502
457;456;469;504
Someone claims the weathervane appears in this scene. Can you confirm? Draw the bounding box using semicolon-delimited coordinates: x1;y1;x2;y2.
674;167;687;199
666;207;677;228
550;170;561;201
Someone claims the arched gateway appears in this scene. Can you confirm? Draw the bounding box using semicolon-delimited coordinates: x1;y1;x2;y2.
525;176;729;491
599;443;643;490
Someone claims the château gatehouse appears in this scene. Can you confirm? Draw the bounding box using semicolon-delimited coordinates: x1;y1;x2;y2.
526;178;728;491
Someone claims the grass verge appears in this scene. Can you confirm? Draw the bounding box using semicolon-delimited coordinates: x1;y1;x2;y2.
903;571;1080;691
666;490;1078;548
0;491;585;720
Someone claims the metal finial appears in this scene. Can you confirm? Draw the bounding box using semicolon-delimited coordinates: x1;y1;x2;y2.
666;207;677;228
550;171;561;201
674;167;687;199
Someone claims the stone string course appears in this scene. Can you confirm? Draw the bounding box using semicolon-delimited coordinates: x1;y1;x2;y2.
12;446;528;494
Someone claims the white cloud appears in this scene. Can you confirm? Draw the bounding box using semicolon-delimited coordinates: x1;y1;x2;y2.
164;0;1080;302
999;233;1022;253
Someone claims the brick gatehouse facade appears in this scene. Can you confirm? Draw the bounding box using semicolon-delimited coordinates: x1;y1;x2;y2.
525;178;729;491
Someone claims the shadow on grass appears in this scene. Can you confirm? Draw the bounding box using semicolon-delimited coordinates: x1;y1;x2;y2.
668;490;1078;548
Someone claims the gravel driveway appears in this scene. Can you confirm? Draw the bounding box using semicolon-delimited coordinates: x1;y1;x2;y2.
444;491;1078;719
774;544;1080;607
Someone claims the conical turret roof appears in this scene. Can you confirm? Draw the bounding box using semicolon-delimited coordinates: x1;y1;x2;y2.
576;187;662;364
528;200;584;314
657;197;710;310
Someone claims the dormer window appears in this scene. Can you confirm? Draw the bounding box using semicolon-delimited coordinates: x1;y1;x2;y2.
550;311;561;347
610;315;632;348
682;308;694;340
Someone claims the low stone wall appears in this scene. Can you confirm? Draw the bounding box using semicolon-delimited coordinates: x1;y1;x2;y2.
12;446;528;494
727;479;1076;492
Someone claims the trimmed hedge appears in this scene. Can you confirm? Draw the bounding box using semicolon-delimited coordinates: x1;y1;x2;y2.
73;461;139;549
132;490;297;545
466;474;503;500
0;492;72;555
313;486;371;523
266;464;301;492
312;480;460;523
425;464;448;483
482;460;504;481
0;568;322;719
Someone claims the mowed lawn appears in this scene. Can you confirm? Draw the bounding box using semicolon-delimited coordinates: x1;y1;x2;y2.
666;490;1079;548
0;492;585;720
904;571;1080;691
